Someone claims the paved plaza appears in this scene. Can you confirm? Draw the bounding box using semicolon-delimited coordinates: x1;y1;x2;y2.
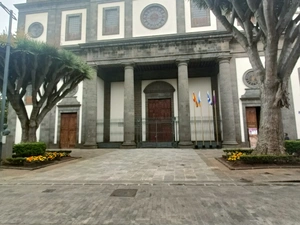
1;149;300;225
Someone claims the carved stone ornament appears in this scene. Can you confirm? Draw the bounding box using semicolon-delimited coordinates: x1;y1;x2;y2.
243;70;259;88
28;22;44;38
141;4;168;30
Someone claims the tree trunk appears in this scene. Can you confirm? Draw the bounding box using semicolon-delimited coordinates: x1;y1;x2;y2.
28;120;38;142
21;123;29;143
21;120;38;143
254;80;285;155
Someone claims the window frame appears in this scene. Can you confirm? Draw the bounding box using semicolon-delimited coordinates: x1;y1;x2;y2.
102;6;120;36
65;13;82;41
190;2;211;28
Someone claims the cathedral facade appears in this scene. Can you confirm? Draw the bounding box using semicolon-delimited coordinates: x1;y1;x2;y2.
9;0;300;149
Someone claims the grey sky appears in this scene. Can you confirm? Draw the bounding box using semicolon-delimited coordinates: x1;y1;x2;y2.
0;0;26;33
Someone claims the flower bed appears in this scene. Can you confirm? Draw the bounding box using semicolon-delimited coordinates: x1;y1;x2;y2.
2;151;75;169
218;149;300;170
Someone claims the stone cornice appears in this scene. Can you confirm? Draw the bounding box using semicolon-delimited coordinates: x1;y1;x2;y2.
75;32;233;50
14;0;90;11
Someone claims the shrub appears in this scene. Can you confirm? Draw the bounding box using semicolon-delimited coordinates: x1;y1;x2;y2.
285;141;300;155
13;142;46;157
240;155;300;164
4;157;26;165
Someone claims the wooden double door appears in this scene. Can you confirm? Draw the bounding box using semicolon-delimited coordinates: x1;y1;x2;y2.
148;98;173;142
246;107;260;148
60;113;77;148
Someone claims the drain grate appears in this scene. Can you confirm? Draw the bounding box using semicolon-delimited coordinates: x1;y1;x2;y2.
110;189;138;197
42;189;56;193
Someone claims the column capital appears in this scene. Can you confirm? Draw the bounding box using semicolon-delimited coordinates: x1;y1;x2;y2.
218;55;231;64
123;62;135;68
176;59;189;66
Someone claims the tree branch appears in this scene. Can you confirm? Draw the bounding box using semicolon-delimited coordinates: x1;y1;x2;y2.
276;0;299;35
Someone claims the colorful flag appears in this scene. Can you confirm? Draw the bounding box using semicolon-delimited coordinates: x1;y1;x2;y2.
197;91;201;107
207;91;213;105
192;93;198;107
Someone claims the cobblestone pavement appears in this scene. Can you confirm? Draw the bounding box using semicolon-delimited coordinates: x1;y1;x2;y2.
0;183;299;225
1;148;300;224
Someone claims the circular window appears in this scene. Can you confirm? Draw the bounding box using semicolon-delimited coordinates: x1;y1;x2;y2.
28;22;44;38
141;4;168;30
243;70;259;88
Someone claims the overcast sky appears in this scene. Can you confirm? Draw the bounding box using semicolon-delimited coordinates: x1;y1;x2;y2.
0;0;26;33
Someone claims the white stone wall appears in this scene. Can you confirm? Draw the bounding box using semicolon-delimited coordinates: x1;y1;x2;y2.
110;82;124;142
132;0;177;37
291;60;300;139
97;2;125;40
188;77;214;141
60;9;87;46
25;13;48;42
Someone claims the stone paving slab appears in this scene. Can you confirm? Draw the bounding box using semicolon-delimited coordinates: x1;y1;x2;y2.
1;148;300;185
0;149;220;183
0;184;299;225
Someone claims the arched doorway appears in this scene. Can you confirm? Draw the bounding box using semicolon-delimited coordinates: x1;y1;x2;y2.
143;81;175;147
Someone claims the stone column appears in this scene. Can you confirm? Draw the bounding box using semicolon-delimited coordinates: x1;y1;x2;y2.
218;57;238;146
83;68;97;148
122;64;136;148
177;60;193;148
103;80;111;143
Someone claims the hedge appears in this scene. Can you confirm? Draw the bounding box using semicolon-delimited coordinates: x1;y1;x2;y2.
285;140;300;155
13;142;46;157
240;155;300;164
4;157;26;165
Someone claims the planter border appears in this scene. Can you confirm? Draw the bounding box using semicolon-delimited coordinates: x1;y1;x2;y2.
216;157;300;170
0;157;80;170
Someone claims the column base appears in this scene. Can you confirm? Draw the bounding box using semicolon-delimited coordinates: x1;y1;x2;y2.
222;140;238;148
121;141;136;149
178;141;194;149
83;142;97;149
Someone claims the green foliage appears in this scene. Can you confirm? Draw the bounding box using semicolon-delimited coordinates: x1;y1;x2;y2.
285;141;300;155
13;142;46;157
0;34;94;142
4;157;26;165
240;155;300;165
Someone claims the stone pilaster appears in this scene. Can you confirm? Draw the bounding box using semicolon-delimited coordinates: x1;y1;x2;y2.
218;57;238;146
176;0;186;34
177;60;193;148
122;64;136;148
125;0;133;38
83;69;97;148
